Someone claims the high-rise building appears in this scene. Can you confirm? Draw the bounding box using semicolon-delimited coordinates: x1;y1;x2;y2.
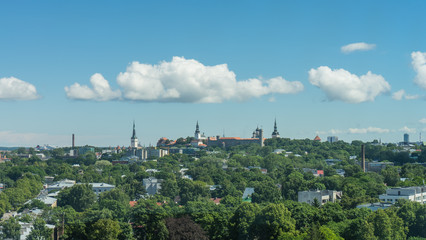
403;133;409;144
327;136;338;143
131;121;139;148
271;119;280;138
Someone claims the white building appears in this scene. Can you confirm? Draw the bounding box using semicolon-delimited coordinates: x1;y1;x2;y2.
46;179;76;192
90;183;115;195
194;121;207;140
379;186;426;204
298;190;342;205
46;180;114;195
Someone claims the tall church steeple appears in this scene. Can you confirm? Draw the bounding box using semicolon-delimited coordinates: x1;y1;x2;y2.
272;118;280;138
131;121;139;148
194;121;201;139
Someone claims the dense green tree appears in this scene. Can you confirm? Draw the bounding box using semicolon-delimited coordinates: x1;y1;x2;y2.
229;203;261;240
160;179;179;199
1;216;21;240
251;181;281;203
368;209;407;240
118;222;135;240
26;218;52;240
381;166;400;186
185;200;231;240
87;218;121;240
165;215;209;240
57;184;96;212
281;171;307;200
252;203;296;239
343;218;376;240
98;188;129;204
178;179;210;204
130;200;169;240
396;200;426;238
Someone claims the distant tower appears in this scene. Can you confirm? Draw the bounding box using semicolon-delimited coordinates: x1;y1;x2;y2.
361;144;366;172
131;121;139;148
403;133;409;144
72;134;75;149
327;136;338;143
194;121;201;139
271;118;280;138
259;128;264;147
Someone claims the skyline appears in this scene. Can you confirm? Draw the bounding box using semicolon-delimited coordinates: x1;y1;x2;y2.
1;1;426;147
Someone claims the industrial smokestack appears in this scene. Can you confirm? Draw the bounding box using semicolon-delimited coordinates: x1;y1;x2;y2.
361;144;365;172
72;134;75;149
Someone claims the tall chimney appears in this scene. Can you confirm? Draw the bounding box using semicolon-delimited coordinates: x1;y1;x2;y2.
72;134;75;149
361;144;365;172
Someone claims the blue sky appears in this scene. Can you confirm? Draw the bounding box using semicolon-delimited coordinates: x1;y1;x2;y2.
1;1;426;147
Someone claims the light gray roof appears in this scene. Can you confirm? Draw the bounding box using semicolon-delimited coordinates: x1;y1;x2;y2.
242;188;255;199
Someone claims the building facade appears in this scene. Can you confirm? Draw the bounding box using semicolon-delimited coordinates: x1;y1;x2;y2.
207;127;264;148
379;186;426;204
298;190;342;205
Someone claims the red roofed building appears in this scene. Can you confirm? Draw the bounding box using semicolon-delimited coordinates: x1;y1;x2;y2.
207;127;264;148
314;135;321;141
210;198;222;205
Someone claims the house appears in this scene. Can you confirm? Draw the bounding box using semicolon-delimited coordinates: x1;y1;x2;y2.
242;188;255;202
90;183;115;195
34;195;57;208
46;179;76;192
367;161;394;172
298;190;342;205
143;177;162;196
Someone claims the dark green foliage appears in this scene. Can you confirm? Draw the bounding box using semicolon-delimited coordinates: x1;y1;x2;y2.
26;218;52;240
251;203;297;239
165;215;209;240
57;184;96;212
0;216;21;240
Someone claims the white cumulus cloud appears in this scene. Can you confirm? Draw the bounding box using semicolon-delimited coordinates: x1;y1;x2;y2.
411;51;426;90
341;42;376;54
419;118;426;124
399;126;416;133
65;73;121;101
308;66;391;103
0;77;39;100
392;89;419;100
348;127;390;134
114;57;303;103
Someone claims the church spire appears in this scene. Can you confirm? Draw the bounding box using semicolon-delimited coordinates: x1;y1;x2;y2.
131;120;139;148
195;121;200;134
274;118;277;131
131;120;137;139
272;118;280;138
194;121;201;139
